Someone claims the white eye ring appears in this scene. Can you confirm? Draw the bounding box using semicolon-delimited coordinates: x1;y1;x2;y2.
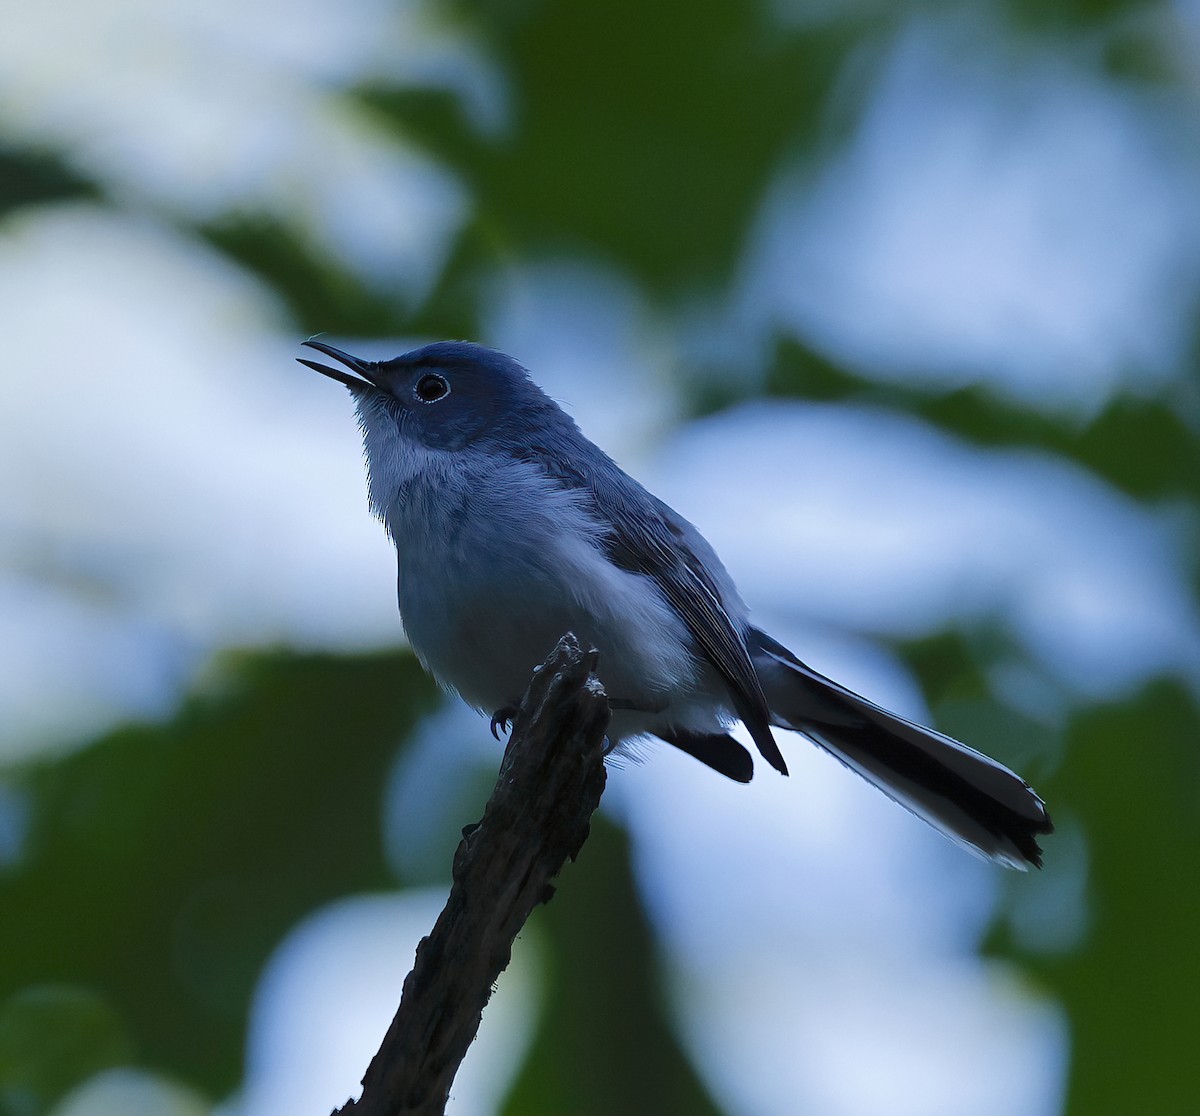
414;373;450;403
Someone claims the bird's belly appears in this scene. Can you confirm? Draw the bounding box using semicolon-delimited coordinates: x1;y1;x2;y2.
404;590;581;710
396;529;700;719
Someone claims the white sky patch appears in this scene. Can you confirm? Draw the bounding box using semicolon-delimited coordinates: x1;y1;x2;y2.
0;204;401;758
274;104;467;299
53;1068;210;1116
606;624;1064;1116
0;576;190;763
647;401;1200;699
735;15;1200;414
221;889;539;1116
668;953;1066;1116
0;0;490;301
607;676;998;974
384;701;499;882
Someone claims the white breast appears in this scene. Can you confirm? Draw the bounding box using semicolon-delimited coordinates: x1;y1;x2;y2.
375;448;702;725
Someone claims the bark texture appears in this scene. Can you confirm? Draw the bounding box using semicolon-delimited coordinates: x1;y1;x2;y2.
333;633;610;1116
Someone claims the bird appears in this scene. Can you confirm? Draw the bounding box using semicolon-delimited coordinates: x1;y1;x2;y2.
298;339;1053;868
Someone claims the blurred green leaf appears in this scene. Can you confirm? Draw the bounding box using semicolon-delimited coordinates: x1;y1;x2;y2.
0;148;96;218
0;650;436;1105
380;0;848;294
996;681;1200;1116
0;986;131;1116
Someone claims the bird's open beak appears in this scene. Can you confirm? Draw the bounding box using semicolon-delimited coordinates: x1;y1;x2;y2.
297;340;381;392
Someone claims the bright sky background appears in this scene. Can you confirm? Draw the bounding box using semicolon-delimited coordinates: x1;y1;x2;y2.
4;2;1200;1114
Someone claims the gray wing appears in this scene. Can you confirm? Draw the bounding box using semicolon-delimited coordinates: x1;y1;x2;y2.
521;439;787;775
602;493;788;775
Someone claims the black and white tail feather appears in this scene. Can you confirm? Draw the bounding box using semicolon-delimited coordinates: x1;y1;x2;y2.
747;628;1052;869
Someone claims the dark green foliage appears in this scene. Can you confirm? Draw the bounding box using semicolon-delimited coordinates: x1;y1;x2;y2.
0;987;131;1116
0;651;436;1108
0;147;96;218
995;683;1200;1116
375;0;845;296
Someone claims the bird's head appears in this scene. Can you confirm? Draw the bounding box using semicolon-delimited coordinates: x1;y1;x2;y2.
299;339;556;454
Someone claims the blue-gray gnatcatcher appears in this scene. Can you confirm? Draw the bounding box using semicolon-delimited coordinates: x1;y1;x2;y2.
299;340;1052;868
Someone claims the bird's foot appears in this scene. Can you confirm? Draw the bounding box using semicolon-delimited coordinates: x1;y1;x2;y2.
490;704;520;740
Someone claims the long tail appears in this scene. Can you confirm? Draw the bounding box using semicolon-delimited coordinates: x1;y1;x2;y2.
748;628;1053;868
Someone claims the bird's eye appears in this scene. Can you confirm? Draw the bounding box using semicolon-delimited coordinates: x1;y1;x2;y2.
414;373;450;404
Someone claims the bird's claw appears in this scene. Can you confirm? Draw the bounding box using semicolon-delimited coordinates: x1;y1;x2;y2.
490;705;519;740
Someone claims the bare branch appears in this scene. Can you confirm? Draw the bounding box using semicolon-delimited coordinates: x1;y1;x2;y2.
333;633;610;1116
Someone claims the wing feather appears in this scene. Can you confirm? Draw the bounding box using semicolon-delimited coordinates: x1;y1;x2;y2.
600;497;786;773
518;440;785;774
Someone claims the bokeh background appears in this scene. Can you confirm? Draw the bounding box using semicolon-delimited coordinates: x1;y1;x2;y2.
2;1;1199;1114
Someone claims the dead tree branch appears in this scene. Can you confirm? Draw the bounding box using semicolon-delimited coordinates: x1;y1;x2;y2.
332;633;610;1116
